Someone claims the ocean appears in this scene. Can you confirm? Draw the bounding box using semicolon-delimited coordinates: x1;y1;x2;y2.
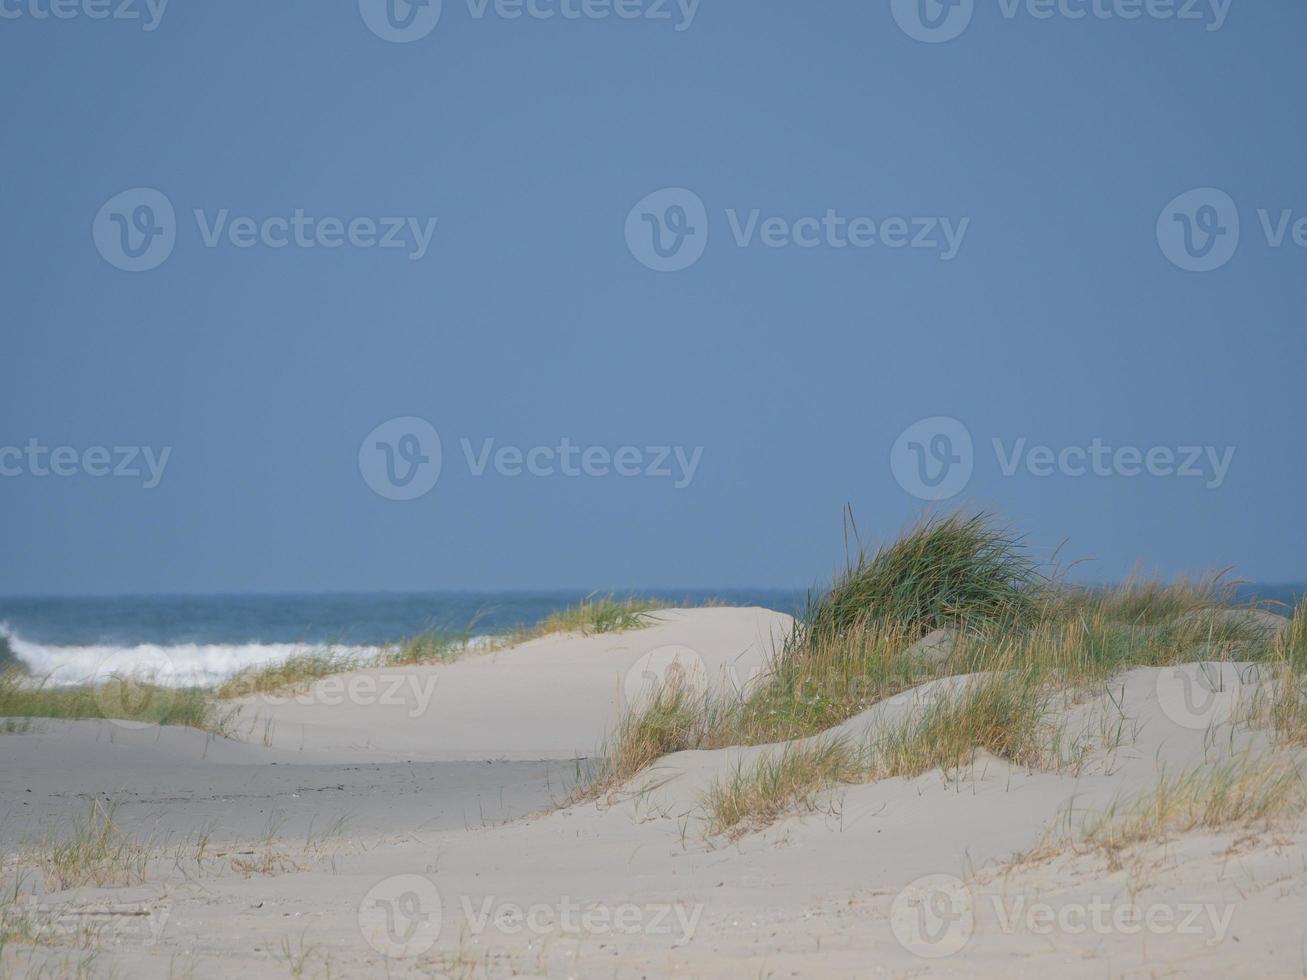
0;590;806;686
1;585;1300;688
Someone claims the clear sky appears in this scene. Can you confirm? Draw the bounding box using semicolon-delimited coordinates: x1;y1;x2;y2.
1;0;1303;595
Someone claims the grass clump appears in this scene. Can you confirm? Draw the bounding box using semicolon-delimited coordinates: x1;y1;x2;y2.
0;874;41;952
702;585;1291;836
571;511;1292;815
706;620;923;747
803;513;1039;641
701;511;1045;751
1279;597;1307;671
704;738;860;838
953;601;1272;691
705;671;1054;837
866;670;1052;778
1041;573;1239;627
533;595;665;638
218;628;479;698
0;670;228;733
1029;573;1281;682
1081;754;1305;856
573;682;707;802
215;649;360;699
30;801;151;892
382;629;470;667
1249;598;1307;745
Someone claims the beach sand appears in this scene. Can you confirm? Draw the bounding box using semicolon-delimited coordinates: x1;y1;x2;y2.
3;607;1305;978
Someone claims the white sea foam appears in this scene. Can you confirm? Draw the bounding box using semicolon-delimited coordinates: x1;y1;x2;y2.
1;623;383;688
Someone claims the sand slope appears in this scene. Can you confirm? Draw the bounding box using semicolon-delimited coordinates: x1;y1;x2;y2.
4;611;1306;978
225;606;794;762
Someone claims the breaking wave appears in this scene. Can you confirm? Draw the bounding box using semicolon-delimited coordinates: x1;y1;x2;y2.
0;622;383;688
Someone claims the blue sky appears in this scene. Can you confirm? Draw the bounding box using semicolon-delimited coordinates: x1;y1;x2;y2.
1;0;1303;594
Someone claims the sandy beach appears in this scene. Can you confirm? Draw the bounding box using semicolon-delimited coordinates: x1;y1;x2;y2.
4;594;1307;978
6;0;1304;974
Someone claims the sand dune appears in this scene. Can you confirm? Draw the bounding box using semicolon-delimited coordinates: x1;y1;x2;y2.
3;608;1306;978
224;605;794;762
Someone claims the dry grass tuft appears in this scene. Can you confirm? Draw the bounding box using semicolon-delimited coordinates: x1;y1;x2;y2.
704;671;1055;837
0;670;232;734
381;629;471;667
572;682;706;802
215;649;361;699
28;801;151;892
572;512;1294;818
1246;598;1307;745
532;595;667;638
1082;753;1305;857
704;738;860;838
865;671;1053;778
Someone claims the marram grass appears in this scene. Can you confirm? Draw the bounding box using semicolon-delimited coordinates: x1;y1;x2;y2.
531;595;666;638
801;512;1040;640
579;511;1292;831
1081;753;1306;855
704;670;1053;837
0;670;230;734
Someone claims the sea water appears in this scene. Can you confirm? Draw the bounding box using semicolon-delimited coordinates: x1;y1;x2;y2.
0;590;806;686
2;585;1299;688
